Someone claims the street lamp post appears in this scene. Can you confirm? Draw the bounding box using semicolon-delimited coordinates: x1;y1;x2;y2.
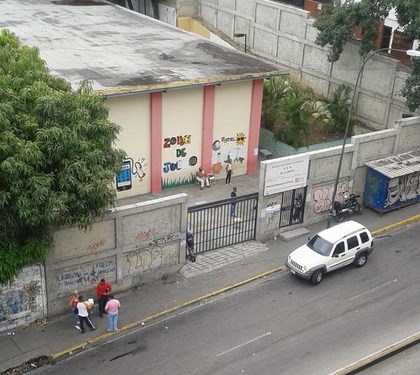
326;48;420;228
233;33;247;54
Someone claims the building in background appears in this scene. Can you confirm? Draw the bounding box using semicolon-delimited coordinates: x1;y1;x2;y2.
1;0;287;198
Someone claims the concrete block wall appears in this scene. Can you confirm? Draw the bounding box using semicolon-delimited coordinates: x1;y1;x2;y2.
0;265;46;333
45;194;188;317
198;0;416;130
257;117;420;241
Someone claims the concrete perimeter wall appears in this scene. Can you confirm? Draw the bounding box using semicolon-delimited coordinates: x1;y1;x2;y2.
257;117;420;241
198;0;416;130
0;194;188;331
47;194;188;318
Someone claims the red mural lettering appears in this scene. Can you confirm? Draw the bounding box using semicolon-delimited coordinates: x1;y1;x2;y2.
163;138;171;148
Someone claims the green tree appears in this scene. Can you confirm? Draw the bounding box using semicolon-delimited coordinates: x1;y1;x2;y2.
326;84;354;135
314;0;420;112
0;30;126;283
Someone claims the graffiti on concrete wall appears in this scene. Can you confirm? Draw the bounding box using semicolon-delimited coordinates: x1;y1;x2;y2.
125;246;163;276
125;232;182;276
312;182;349;214
133;228;155;243
0;265;44;332
0;281;41;322
264;201;281;229
56;258;116;296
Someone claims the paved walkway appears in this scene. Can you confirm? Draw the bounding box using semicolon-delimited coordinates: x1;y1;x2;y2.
1;169;420;373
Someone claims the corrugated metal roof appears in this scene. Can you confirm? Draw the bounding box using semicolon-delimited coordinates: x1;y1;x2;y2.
0;0;288;95
365;149;420;178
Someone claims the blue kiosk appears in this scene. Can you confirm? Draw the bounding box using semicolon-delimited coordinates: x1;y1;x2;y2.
364;149;420;213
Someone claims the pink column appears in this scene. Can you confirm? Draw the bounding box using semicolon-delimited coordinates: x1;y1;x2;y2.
247;79;264;174
150;92;162;193
201;85;215;172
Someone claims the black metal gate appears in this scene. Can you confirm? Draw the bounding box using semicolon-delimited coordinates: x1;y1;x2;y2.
187;192;258;254
278;186;307;228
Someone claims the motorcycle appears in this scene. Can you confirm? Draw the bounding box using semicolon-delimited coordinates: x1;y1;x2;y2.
332;192;363;222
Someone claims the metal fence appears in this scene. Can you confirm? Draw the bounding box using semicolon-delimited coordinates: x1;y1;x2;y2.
187;192;258;254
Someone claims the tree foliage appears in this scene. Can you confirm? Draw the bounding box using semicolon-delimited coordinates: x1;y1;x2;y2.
313;0;420;112
0;29;126;283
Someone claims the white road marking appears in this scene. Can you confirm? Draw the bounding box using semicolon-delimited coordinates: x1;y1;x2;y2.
216;331;272;357
349;279;397;301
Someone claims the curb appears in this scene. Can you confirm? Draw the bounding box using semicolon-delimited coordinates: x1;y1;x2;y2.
329;331;420;375
371;214;420;236
52;214;420;367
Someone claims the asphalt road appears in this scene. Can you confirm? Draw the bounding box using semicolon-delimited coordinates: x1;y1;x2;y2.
35;223;420;375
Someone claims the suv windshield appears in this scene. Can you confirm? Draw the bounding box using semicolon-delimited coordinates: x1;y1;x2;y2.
307;234;333;256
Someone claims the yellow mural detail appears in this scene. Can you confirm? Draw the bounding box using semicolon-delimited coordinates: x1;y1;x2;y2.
236;132;246;145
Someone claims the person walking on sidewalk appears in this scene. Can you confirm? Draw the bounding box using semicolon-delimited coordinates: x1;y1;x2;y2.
225;159;233;185
230;186;237;217
69;290;80;330
96;278;112;318
77;295;96;334
105;295;121;332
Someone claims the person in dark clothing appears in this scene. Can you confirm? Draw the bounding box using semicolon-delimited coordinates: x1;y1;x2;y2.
293;193;303;221
230;187;237;217
96;278;112;318
186;230;196;262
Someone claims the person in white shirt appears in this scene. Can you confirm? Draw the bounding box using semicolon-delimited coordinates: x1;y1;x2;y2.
76;295;96;334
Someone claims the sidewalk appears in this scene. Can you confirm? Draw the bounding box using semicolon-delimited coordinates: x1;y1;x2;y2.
1;179;419;373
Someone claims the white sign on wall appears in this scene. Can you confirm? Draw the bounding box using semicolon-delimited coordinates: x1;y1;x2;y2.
264;155;309;196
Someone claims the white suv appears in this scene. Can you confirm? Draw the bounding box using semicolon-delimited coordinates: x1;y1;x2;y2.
285;220;374;285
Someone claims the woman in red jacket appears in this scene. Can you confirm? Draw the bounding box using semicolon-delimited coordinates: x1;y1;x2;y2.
96;278;112;318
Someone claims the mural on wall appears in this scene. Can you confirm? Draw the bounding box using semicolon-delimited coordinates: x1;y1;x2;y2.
211;132;247;174
312;182;349;214
161;134;198;189
56;257;116;297
116;157;148;192
386;172;420;207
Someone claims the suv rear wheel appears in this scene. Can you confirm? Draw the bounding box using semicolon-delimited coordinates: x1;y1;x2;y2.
354;253;368;267
311;270;323;285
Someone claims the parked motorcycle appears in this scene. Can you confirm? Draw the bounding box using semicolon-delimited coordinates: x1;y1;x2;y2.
332;192;363;222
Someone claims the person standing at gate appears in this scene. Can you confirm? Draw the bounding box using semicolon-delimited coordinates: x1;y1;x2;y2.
96;278;112;318
186;229;196;262
293;193;303;221
230;187;237;217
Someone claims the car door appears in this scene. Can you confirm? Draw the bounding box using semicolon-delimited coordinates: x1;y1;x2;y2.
326;241;347;272
344;234;360;264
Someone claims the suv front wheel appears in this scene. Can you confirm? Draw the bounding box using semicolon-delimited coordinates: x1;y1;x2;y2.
354;253;368;267
311;270;323;285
